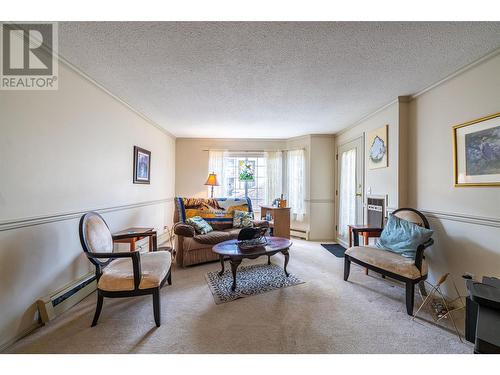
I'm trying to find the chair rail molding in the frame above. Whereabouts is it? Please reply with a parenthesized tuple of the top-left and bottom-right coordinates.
(305, 198, 335, 203)
(0, 198, 174, 232)
(418, 209, 500, 228)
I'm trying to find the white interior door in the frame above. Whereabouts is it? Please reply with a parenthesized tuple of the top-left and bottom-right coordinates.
(336, 137, 364, 245)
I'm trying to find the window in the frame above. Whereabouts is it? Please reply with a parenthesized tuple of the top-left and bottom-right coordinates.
(337, 148, 356, 240)
(207, 151, 285, 212)
(287, 149, 306, 221)
(222, 154, 268, 211)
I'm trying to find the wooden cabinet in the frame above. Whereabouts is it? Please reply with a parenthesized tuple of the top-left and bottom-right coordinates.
(260, 206, 291, 239)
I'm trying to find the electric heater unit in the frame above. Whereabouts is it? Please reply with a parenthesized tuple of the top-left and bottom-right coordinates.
(37, 273, 96, 324)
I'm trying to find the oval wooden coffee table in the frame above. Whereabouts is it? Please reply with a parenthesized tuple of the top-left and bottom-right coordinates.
(212, 237, 292, 291)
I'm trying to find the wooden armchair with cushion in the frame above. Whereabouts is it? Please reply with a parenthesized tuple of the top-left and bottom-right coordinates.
(343, 208, 434, 315)
(79, 212, 172, 327)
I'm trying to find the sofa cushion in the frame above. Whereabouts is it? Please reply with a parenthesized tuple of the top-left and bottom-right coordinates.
(345, 246, 427, 279)
(223, 227, 242, 238)
(174, 222, 196, 237)
(375, 214, 433, 259)
(183, 237, 212, 252)
(211, 222, 234, 231)
(233, 210, 254, 228)
(98, 251, 171, 291)
(186, 216, 213, 234)
(193, 230, 232, 245)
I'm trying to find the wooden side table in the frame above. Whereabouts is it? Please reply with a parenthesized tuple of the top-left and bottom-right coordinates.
(348, 224, 382, 275)
(112, 227, 158, 252)
(260, 206, 291, 239)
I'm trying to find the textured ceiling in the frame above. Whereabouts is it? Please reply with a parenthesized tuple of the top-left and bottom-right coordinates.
(59, 22, 500, 138)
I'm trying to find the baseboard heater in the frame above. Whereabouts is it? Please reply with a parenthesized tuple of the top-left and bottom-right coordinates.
(37, 272, 96, 324)
(290, 228, 309, 240)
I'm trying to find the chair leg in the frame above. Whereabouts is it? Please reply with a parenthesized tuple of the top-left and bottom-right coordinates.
(91, 292, 104, 327)
(344, 256, 351, 281)
(153, 288, 161, 327)
(418, 280, 427, 296)
(405, 282, 415, 316)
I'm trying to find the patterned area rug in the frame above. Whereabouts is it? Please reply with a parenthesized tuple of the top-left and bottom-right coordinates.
(205, 263, 305, 304)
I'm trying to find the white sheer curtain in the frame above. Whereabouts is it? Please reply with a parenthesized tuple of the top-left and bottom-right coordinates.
(287, 149, 305, 221)
(265, 151, 283, 205)
(338, 148, 356, 240)
(207, 150, 225, 197)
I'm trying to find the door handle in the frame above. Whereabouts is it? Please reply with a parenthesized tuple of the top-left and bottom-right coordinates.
(355, 193, 362, 197)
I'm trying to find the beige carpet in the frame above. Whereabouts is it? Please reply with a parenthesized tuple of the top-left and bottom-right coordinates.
(6, 239, 472, 354)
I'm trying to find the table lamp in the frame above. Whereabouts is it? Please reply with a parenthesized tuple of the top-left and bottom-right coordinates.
(204, 172, 219, 198)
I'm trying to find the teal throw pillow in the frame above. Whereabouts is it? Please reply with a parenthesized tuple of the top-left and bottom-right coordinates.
(375, 214, 433, 259)
(233, 210, 254, 228)
(186, 216, 213, 234)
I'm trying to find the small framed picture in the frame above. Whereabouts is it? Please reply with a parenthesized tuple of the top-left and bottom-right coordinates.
(367, 124, 388, 170)
(133, 146, 151, 184)
(453, 112, 500, 187)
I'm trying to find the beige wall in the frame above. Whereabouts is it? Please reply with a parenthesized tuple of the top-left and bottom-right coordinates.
(408, 53, 500, 217)
(334, 52, 500, 295)
(407, 52, 500, 295)
(0, 61, 176, 349)
(307, 135, 335, 240)
(335, 100, 403, 228)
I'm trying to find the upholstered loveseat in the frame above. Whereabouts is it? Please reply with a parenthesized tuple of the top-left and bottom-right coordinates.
(173, 197, 269, 267)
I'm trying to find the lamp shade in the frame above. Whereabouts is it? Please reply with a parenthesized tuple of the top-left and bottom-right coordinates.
(204, 173, 219, 186)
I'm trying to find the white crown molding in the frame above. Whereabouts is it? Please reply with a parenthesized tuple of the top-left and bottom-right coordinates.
(334, 99, 399, 137)
(177, 137, 287, 142)
(54, 53, 176, 140)
(8, 23, 175, 139)
(335, 47, 500, 137)
(310, 134, 335, 138)
(410, 47, 500, 99)
(0, 198, 174, 232)
(286, 134, 312, 142)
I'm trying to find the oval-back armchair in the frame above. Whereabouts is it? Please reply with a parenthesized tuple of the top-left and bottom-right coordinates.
(79, 212, 172, 327)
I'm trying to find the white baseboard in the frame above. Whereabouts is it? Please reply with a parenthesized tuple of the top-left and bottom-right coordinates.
(336, 238, 349, 248)
(290, 228, 309, 240)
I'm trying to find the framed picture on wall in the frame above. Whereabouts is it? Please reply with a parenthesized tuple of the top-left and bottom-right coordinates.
(453, 112, 500, 186)
(133, 146, 151, 184)
(367, 124, 388, 169)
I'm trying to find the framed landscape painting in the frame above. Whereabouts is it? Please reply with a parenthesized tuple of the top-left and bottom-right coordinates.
(133, 146, 151, 184)
(453, 112, 500, 186)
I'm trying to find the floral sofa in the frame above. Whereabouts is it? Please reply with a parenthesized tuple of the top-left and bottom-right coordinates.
(173, 197, 269, 267)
